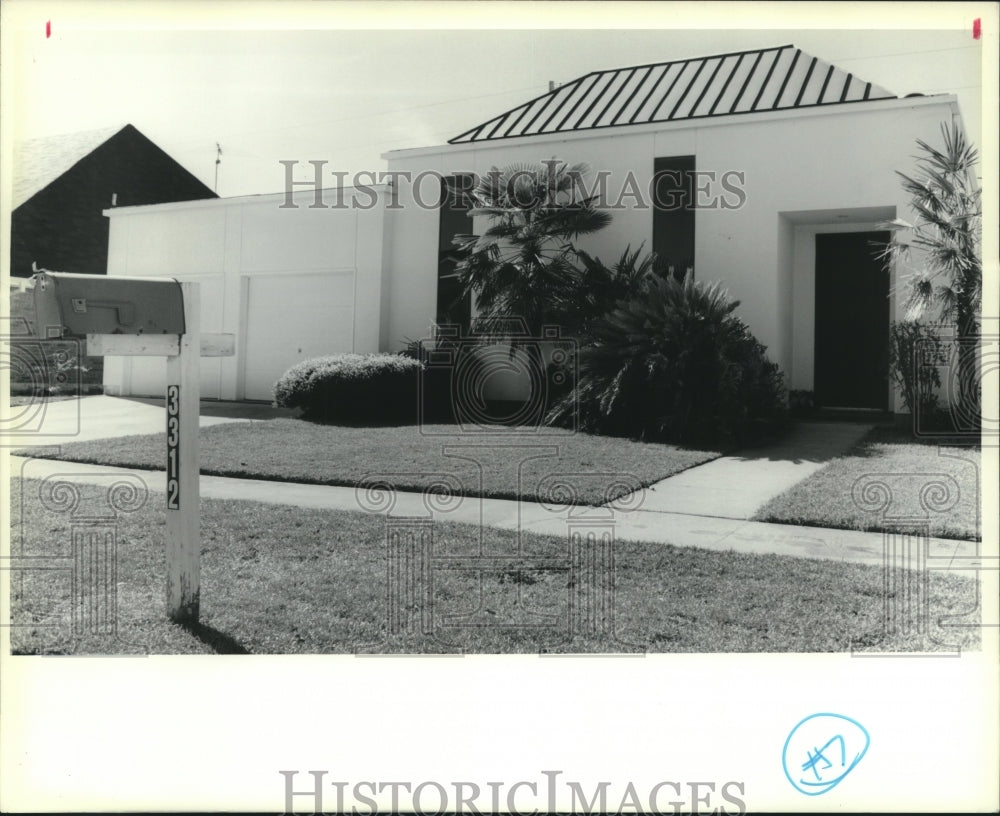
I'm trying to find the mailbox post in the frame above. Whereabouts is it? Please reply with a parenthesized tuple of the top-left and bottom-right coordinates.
(32, 271, 233, 624)
(164, 282, 201, 622)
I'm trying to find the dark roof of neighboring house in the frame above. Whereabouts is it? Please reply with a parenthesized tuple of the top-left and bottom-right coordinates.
(12, 125, 122, 208)
(449, 44, 897, 144)
(12, 124, 213, 208)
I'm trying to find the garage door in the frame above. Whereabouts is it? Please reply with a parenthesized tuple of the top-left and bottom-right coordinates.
(242, 271, 355, 401)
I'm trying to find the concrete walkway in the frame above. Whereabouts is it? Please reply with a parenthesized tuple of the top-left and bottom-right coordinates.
(9, 455, 983, 569)
(640, 422, 874, 519)
(6, 396, 982, 569)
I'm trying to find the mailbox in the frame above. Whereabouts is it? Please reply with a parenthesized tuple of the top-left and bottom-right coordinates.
(32, 271, 186, 339)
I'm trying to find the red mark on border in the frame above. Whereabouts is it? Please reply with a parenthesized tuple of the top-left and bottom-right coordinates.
(973, 18, 981, 39)
(46, 21, 51, 38)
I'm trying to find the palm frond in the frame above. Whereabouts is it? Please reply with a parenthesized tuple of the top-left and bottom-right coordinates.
(893, 121, 981, 332)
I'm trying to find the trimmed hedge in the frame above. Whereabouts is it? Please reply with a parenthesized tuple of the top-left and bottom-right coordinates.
(273, 353, 423, 424)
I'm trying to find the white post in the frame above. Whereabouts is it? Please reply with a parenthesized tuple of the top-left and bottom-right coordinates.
(164, 281, 201, 623)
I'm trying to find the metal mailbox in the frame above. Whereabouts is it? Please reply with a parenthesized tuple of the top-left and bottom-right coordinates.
(31, 271, 186, 339)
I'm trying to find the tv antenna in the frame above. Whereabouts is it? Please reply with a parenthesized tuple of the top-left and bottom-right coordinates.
(214, 143, 223, 192)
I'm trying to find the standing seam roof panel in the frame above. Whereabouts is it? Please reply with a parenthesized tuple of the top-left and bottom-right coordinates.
(775, 49, 807, 108)
(735, 49, 782, 113)
(673, 56, 722, 119)
(595, 68, 646, 127)
(546, 75, 602, 133)
(568, 72, 621, 130)
(725, 49, 766, 113)
(501, 95, 549, 138)
(795, 57, 825, 107)
(560, 72, 615, 131)
(651, 61, 700, 120)
(535, 79, 586, 133)
(668, 59, 710, 119)
(697, 54, 743, 117)
(607, 65, 656, 125)
(752, 47, 797, 111)
(580, 70, 634, 129)
(631, 63, 682, 122)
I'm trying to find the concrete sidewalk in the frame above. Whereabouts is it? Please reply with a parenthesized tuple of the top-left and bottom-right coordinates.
(9, 455, 983, 569)
(640, 421, 874, 519)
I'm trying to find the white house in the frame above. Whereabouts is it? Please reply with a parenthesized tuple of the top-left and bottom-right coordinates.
(103, 44, 968, 412)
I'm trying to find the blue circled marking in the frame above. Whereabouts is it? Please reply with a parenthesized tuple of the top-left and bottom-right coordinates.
(782, 713, 870, 796)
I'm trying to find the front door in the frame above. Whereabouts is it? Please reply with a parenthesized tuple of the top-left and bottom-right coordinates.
(814, 231, 890, 410)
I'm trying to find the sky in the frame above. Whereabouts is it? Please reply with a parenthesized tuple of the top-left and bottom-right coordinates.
(1, 2, 991, 198)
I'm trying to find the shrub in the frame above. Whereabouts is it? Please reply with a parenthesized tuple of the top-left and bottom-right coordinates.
(788, 390, 816, 418)
(547, 273, 786, 448)
(887, 320, 943, 417)
(401, 333, 569, 426)
(273, 353, 424, 424)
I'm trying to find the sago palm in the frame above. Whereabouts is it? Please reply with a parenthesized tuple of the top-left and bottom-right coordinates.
(548, 273, 759, 445)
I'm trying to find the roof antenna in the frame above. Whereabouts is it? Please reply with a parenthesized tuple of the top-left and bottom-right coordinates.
(214, 143, 223, 192)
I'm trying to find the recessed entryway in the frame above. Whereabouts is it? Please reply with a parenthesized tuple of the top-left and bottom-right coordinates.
(814, 231, 890, 410)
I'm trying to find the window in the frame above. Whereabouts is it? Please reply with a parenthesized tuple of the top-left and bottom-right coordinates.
(436, 174, 475, 329)
(652, 156, 696, 280)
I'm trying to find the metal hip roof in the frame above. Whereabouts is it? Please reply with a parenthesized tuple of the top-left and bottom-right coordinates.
(449, 45, 897, 144)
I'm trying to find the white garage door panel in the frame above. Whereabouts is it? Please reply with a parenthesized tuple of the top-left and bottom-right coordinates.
(243, 272, 355, 401)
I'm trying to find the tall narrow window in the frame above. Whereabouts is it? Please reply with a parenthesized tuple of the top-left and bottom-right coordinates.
(437, 174, 475, 329)
(652, 156, 696, 280)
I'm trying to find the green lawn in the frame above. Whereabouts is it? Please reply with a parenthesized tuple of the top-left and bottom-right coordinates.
(8, 478, 981, 655)
(17, 418, 720, 505)
(754, 426, 981, 540)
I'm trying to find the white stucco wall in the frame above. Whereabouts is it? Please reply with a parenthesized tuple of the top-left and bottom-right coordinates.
(103, 187, 386, 400)
(99, 93, 963, 412)
(382, 94, 962, 411)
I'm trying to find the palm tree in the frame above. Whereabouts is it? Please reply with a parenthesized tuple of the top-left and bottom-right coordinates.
(451, 159, 612, 341)
(882, 122, 982, 421)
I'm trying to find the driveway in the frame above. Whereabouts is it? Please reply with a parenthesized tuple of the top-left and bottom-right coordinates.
(1, 394, 272, 449)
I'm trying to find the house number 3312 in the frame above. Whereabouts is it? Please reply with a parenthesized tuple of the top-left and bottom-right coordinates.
(166, 384, 180, 510)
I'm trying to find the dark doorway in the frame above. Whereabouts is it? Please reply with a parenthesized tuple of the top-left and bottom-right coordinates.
(814, 231, 890, 410)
